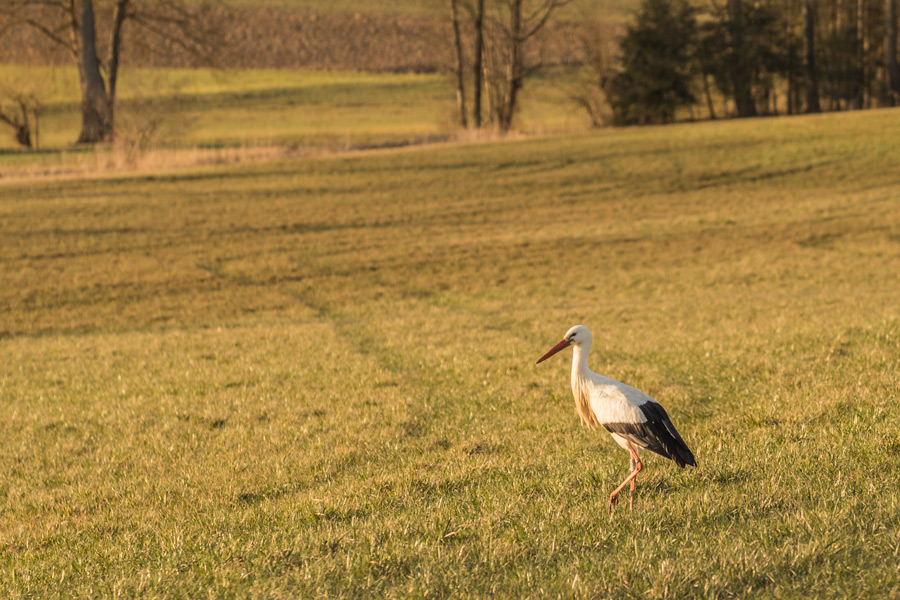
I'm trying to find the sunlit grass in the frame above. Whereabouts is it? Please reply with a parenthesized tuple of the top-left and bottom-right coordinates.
(2, 109, 900, 598)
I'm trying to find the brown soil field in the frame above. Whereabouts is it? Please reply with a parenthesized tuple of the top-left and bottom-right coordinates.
(1, 6, 608, 73)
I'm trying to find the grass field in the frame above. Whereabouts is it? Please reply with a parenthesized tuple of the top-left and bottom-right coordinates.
(0, 66, 458, 152)
(3, 108, 900, 598)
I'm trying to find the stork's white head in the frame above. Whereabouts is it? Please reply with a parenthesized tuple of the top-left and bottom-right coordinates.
(535, 325, 593, 364)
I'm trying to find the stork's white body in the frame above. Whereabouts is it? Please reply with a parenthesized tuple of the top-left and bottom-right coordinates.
(571, 342, 650, 432)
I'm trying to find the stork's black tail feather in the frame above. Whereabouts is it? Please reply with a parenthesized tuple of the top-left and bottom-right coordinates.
(642, 401, 696, 467)
(670, 439, 697, 468)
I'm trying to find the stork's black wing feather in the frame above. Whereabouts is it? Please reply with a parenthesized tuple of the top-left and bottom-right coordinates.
(602, 401, 697, 468)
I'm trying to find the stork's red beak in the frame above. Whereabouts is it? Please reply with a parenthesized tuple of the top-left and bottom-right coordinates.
(536, 338, 571, 364)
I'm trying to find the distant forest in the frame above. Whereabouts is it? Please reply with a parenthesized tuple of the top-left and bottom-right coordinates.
(444, 0, 900, 129)
(595, 0, 900, 125)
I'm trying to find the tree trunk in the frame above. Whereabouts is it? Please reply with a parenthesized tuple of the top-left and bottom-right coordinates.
(76, 0, 112, 143)
(856, 0, 865, 109)
(786, 5, 795, 115)
(805, 0, 822, 112)
(483, 37, 495, 127)
(450, 0, 468, 128)
(887, 0, 900, 104)
(15, 123, 31, 147)
(729, 0, 757, 117)
(702, 73, 717, 119)
(108, 0, 129, 136)
(472, 0, 484, 128)
(788, 47, 796, 114)
(499, 0, 522, 131)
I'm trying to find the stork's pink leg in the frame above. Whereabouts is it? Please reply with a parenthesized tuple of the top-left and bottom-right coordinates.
(609, 447, 642, 515)
(629, 457, 638, 509)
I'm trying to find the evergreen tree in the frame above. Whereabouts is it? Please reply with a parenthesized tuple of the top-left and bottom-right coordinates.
(604, 0, 698, 125)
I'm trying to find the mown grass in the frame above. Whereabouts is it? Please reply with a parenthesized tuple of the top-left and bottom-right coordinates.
(2, 109, 900, 598)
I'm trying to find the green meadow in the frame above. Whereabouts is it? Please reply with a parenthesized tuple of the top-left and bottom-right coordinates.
(2, 108, 900, 598)
(0, 65, 586, 158)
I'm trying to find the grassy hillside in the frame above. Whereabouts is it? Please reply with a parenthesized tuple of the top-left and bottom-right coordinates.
(2, 109, 900, 598)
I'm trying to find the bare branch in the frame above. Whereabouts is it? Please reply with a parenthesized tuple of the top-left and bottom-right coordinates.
(0, 108, 16, 128)
(521, 0, 567, 41)
(127, 10, 219, 66)
(19, 15, 77, 57)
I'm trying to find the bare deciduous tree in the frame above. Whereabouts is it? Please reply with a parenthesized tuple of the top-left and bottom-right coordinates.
(804, 0, 822, 112)
(450, 0, 468, 127)
(0, 91, 42, 147)
(445, 0, 564, 132)
(0, 0, 229, 144)
(887, 0, 900, 103)
(472, 0, 485, 128)
(567, 25, 613, 127)
(486, 0, 567, 131)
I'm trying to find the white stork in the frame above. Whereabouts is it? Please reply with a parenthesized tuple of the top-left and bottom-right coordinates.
(536, 325, 696, 513)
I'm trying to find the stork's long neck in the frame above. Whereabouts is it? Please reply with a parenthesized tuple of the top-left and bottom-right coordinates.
(570, 342, 599, 428)
(571, 342, 591, 384)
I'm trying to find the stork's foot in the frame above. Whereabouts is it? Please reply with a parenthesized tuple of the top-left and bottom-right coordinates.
(608, 492, 619, 515)
(607, 488, 633, 515)
(608, 459, 642, 516)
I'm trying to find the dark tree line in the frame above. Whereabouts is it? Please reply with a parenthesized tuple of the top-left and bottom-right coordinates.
(601, 0, 900, 125)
